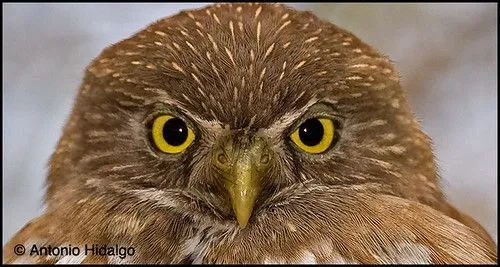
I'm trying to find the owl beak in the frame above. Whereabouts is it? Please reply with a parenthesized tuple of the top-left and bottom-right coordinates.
(227, 159, 261, 228)
(215, 138, 271, 229)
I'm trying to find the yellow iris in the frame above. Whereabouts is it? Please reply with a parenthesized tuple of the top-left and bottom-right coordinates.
(290, 118, 335, 154)
(152, 115, 195, 154)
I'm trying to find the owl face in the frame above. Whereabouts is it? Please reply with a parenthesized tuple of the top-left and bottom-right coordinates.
(47, 3, 441, 229)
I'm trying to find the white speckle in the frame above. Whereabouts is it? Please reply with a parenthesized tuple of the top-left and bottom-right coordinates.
(212, 13, 221, 24)
(225, 47, 236, 67)
(108, 254, 134, 264)
(197, 86, 207, 97)
(124, 52, 140, 56)
(191, 73, 205, 88)
(388, 145, 406, 154)
(373, 83, 387, 90)
(279, 72, 285, 81)
(210, 62, 222, 82)
(371, 119, 387, 126)
(382, 68, 393, 74)
(185, 41, 199, 55)
(259, 67, 267, 82)
(194, 29, 203, 37)
(56, 254, 87, 264)
(264, 43, 275, 59)
(375, 242, 431, 264)
(131, 188, 178, 208)
(305, 36, 318, 43)
(298, 251, 317, 264)
(381, 133, 396, 141)
(349, 63, 369, 69)
(391, 99, 400, 108)
(276, 20, 291, 34)
(171, 62, 185, 75)
(255, 6, 262, 18)
(287, 223, 297, 232)
(229, 21, 235, 43)
(293, 60, 306, 70)
(346, 76, 363, 81)
(12, 255, 38, 264)
(85, 178, 99, 186)
(172, 42, 181, 50)
(184, 234, 202, 256)
(207, 33, 219, 52)
(154, 30, 167, 36)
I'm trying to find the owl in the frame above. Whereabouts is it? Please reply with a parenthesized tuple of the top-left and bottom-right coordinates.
(3, 3, 497, 264)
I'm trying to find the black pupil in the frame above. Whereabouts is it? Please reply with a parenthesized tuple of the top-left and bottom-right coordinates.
(299, 118, 324, 146)
(162, 118, 188, 146)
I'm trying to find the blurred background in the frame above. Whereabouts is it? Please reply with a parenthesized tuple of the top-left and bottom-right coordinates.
(3, 3, 497, 245)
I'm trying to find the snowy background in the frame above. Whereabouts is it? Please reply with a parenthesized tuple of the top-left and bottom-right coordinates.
(3, 3, 497, 245)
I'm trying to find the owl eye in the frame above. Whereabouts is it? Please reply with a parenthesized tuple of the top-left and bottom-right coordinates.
(290, 118, 335, 154)
(151, 115, 195, 154)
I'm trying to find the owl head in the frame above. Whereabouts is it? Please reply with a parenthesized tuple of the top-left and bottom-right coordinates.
(46, 3, 441, 230)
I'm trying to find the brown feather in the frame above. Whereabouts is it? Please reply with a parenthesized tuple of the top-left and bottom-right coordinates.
(4, 3, 496, 264)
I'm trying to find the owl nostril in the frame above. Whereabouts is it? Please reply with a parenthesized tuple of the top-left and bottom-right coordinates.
(260, 153, 270, 165)
(216, 152, 229, 167)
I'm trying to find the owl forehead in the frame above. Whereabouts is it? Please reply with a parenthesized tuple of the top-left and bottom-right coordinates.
(88, 3, 398, 130)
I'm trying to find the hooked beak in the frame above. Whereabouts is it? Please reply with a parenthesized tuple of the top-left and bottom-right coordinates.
(214, 138, 271, 228)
